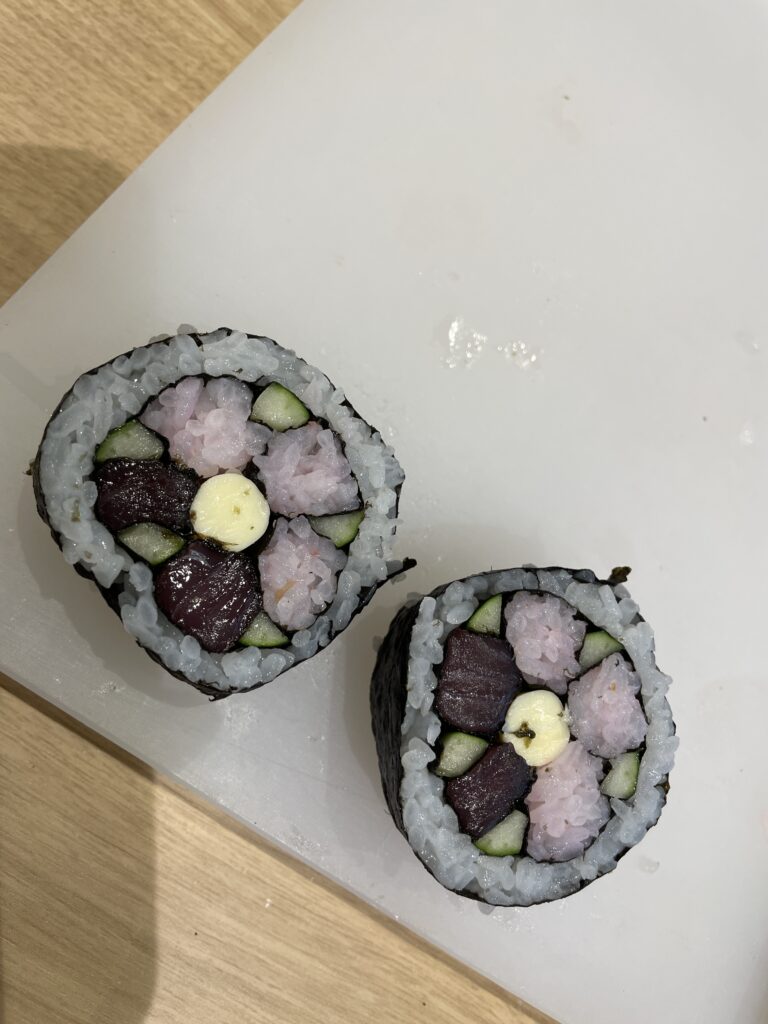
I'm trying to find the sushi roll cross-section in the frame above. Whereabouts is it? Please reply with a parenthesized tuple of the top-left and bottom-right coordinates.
(370, 567, 677, 906)
(33, 328, 412, 696)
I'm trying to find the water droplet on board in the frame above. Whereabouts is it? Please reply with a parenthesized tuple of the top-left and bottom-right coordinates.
(444, 317, 487, 369)
(637, 855, 660, 874)
(735, 329, 761, 354)
(440, 316, 542, 372)
(499, 340, 540, 369)
(97, 679, 122, 695)
(264, 898, 273, 909)
(739, 424, 756, 446)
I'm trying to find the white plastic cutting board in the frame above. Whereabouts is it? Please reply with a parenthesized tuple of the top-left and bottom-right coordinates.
(2, 3, 767, 1022)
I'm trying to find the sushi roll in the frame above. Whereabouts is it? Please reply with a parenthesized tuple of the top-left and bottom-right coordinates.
(370, 566, 677, 905)
(33, 326, 412, 697)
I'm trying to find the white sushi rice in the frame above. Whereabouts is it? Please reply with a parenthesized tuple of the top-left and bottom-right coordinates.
(37, 328, 405, 692)
(399, 568, 677, 906)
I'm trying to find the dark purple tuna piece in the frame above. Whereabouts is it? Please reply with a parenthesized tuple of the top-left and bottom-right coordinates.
(435, 628, 524, 737)
(444, 744, 532, 838)
(95, 459, 198, 533)
(154, 541, 262, 653)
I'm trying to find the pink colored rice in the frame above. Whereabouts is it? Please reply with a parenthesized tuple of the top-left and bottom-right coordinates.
(568, 653, 647, 757)
(525, 741, 609, 862)
(258, 516, 346, 631)
(253, 421, 359, 517)
(505, 591, 586, 694)
(141, 377, 269, 477)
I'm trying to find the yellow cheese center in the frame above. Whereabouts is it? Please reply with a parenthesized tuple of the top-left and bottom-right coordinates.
(190, 473, 270, 552)
(502, 690, 570, 767)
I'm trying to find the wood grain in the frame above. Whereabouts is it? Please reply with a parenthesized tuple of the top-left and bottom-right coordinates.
(0, 679, 552, 1024)
(0, 0, 295, 304)
(0, 4, 551, 1022)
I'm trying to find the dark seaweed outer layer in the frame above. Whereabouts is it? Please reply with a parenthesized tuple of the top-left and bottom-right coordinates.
(370, 601, 424, 833)
(369, 567, 675, 906)
(32, 329, 414, 699)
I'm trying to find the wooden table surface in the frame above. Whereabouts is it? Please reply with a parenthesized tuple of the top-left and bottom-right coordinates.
(0, 4, 552, 1022)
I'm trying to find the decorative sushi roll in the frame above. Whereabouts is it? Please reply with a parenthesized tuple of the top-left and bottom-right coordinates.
(370, 567, 677, 906)
(33, 327, 411, 697)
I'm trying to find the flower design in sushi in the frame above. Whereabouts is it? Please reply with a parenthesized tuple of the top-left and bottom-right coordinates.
(370, 567, 677, 906)
(33, 328, 411, 696)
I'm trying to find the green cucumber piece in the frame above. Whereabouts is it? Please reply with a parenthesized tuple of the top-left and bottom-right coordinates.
(579, 629, 624, 671)
(240, 611, 289, 648)
(95, 419, 164, 462)
(434, 732, 489, 779)
(250, 382, 310, 431)
(117, 523, 184, 565)
(307, 509, 365, 548)
(466, 594, 502, 636)
(474, 810, 528, 856)
(601, 751, 640, 799)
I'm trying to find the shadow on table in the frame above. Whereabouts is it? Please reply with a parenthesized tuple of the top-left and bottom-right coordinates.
(0, 144, 124, 305)
(0, 142, 158, 1021)
(0, 677, 157, 1024)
